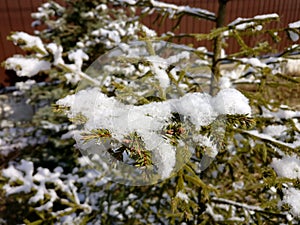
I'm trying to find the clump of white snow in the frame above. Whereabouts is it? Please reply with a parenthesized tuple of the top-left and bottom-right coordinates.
(239, 58, 268, 68)
(11, 32, 47, 54)
(176, 191, 189, 203)
(281, 187, 300, 218)
(288, 20, 300, 42)
(5, 56, 51, 77)
(16, 80, 36, 91)
(47, 43, 64, 65)
(212, 88, 251, 115)
(68, 49, 89, 71)
(271, 156, 300, 179)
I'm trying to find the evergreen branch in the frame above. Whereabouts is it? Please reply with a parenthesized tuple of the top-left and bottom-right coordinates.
(241, 130, 299, 152)
(116, 0, 216, 21)
(81, 129, 111, 142)
(211, 197, 287, 218)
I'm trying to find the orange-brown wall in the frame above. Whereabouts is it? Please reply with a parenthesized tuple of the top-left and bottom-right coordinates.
(1, 0, 300, 86)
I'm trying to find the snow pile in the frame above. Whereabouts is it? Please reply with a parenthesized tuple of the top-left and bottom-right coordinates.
(271, 156, 300, 218)
(271, 156, 300, 179)
(11, 32, 47, 54)
(5, 57, 51, 77)
(212, 88, 251, 115)
(57, 87, 251, 179)
(281, 187, 300, 218)
(263, 125, 287, 138)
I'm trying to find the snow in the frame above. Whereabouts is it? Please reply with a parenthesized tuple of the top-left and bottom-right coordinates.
(271, 156, 300, 179)
(239, 58, 268, 68)
(281, 187, 300, 217)
(174, 92, 216, 129)
(5, 56, 51, 77)
(147, 56, 170, 89)
(229, 13, 279, 27)
(288, 31, 299, 42)
(285, 59, 300, 75)
(96, 4, 108, 11)
(148, 0, 215, 19)
(262, 107, 300, 119)
(92, 28, 121, 43)
(165, 51, 190, 64)
(68, 49, 89, 71)
(141, 25, 157, 37)
(253, 13, 279, 20)
(57, 87, 251, 180)
(15, 80, 36, 91)
(246, 130, 299, 149)
(289, 20, 300, 29)
(176, 191, 189, 203)
(2, 159, 95, 216)
(47, 43, 64, 65)
(219, 77, 232, 89)
(119, 0, 138, 5)
(11, 32, 47, 54)
(2, 160, 34, 195)
(212, 88, 252, 115)
(235, 22, 255, 30)
(263, 125, 287, 138)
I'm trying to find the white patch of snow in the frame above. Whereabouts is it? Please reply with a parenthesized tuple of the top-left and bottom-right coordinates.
(263, 125, 287, 138)
(11, 32, 47, 54)
(246, 130, 299, 149)
(262, 107, 300, 119)
(176, 191, 189, 203)
(141, 25, 157, 37)
(239, 58, 267, 68)
(68, 49, 89, 71)
(147, 56, 170, 89)
(212, 88, 251, 115)
(281, 187, 300, 217)
(15, 80, 36, 91)
(285, 59, 300, 75)
(47, 43, 64, 65)
(271, 156, 300, 179)
(5, 56, 51, 77)
(289, 20, 300, 29)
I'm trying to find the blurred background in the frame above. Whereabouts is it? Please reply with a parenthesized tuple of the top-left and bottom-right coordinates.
(1, 0, 299, 87)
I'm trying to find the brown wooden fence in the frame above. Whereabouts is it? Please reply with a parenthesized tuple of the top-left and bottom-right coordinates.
(1, 0, 300, 86)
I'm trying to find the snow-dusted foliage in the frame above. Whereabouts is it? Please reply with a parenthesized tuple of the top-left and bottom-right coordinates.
(57, 86, 250, 183)
(1, 0, 300, 224)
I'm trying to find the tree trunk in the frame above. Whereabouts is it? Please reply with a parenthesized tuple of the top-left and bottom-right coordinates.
(211, 0, 228, 95)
